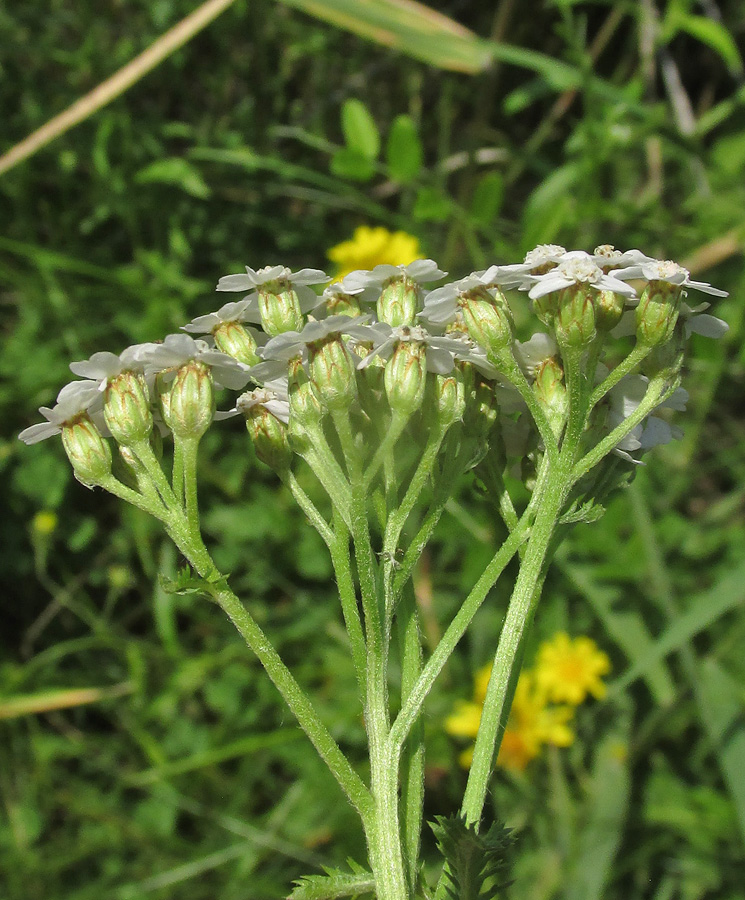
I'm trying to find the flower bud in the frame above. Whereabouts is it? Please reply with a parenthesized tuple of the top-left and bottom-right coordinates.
(459, 288, 513, 356)
(464, 376, 498, 437)
(288, 358, 324, 432)
(309, 336, 357, 411)
(104, 371, 153, 446)
(326, 291, 362, 317)
(238, 393, 292, 471)
(462, 376, 500, 468)
(61, 415, 112, 485)
(377, 277, 420, 327)
(594, 289, 625, 333)
(533, 356, 567, 439)
(533, 291, 560, 327)
(167, 361, 214, 439)
(555, 285, 596, 348)
(212, 321, 260, 366)
(430, 369, 467, 430)
(636, 281, 682, 347)
(384, 340, 427, 416)
(258, 280, 304, 336)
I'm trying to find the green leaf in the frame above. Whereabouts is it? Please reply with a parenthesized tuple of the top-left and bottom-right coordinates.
(521, 163, 579, 249)
(610, 559, 745, 693)
(564, 726, 631, 900)
(413, 186, 453, 222)
(341, 98, 380, 160)
(135, 157, 212, 199)
(385, 114, 423, 182)
(275, 0, 582, 82)
(330, 147, 376, 182)
(667, 14, 743, 73)
(696, 659, 745, 844)
(431, 815, 514, 899)
(289, 861, 374, 899)
(469, 172, 504, 227)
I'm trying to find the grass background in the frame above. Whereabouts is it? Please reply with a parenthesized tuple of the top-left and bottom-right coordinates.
(1, 0, 744, 897)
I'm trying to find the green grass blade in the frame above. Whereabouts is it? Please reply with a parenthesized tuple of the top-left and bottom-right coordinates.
(696, 658, 745, 845)
(564, 724, 632, 900)
(556, 554, 676, 706)
(610, 560, 745, 694)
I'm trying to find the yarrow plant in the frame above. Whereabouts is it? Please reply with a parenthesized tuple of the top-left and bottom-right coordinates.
(20, 244, 728, 899)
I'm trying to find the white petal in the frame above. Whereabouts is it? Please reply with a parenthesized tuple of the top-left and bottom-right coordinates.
(685, 313, 729, 339)
(216, 274, 256, 292)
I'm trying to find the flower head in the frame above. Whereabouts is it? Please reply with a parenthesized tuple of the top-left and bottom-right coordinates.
(182, 298, 265, 333)
(343, 259, 446, 294)
(19, 381, 105, 445)
(612, 259, 728, 297)
(140, 334, 251, 390)
(327, 226, 422, 281)
(528, 254, 637, 301)
(69, 344, 159, 388)
(216, 264, 329, 295)
(534, 632, 611, 705)
(445, 665, 574, 773)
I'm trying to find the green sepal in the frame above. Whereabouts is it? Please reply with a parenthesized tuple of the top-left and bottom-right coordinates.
(289, 859, 374, 899)
(430, 815, 515, 900)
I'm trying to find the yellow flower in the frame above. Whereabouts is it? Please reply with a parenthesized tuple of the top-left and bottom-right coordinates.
(445, 665, 575, 774)
(327, 226, 421, 281)
(497, 671, 574, 772)
(534, 632, 611, 705)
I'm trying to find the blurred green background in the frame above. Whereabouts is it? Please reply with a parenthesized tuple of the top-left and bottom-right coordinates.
(1, 0, 744, 897)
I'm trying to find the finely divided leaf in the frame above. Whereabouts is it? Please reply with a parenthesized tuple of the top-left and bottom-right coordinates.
(431, 815, 514, 899)
(289, 861, 375, 900)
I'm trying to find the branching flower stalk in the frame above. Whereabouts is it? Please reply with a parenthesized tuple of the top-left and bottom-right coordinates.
(21, 250, 727, 899)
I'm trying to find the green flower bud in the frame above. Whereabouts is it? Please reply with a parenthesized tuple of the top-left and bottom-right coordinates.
(594, 289, 625, 333)
(377, 277, 420, 327)
(430, 368, 467, 430)
(212, 321, 260, 366)
(104, 371, 153, 446)
(309, 336, 357, 411)
(636, 281, 682, 347)
(61, 415, 112, 485)
(533, 356, 567, 439)
(167, 361, 215, 439)
(326, 290, 362, 317)
(288, 358, 324, 433)
(239, 393, 292, 471)
(258, 280, 304, 336)
(533, 291, 560, 327)
(385, 341, 427, 416)
(465, 376, 499, 439)
(555, 284, 596, 348)
(462, 376, 500, 469)
(459, 288, 513, 356)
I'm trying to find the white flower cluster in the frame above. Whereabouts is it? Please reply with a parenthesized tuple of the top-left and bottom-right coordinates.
(20, 248, 728, 474)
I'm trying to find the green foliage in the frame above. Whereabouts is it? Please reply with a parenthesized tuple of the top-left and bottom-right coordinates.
(430, 815, 515, 899)
(289, 859, 374, 899)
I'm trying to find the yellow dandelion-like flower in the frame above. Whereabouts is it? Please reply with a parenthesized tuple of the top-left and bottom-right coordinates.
(534, 632, 611, 706)
(446, 665, 575, 774)
(327, 226, 421, 281)
(497, 672, 574, 772)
